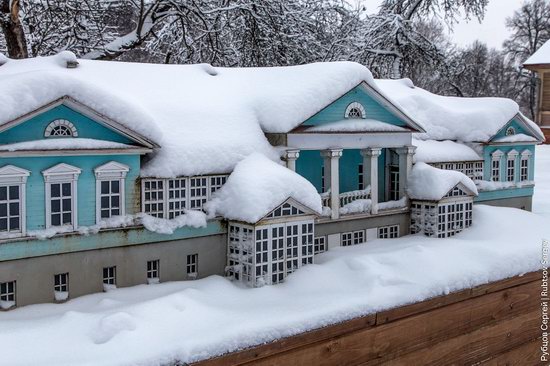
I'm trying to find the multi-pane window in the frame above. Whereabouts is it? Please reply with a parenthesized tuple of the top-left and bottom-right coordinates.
(358, 164, 364, 190)
(254, 227, 269, 282)
(168, 178, 186, 219)
(147, 260, 160, 280)
(314, 236, 327, 254)
(436, 201, 473, 238)
(189, 177, 208, 209)
(49, 182, 73, 226)
(286, 224, 300, 274)
(103, 266, 116, 285)
(271, 225, 285, 284)
(353, 230, 365, 245)
(266, 202, 304, 218)
(378, 225, 399, 239)
(0, 185, 21, 233)
(54, 273, 69, 300)
(432, 161, 483, 181)
(491, 159, 500, 182)
(341, 232, 353, 246)
(520, 156, 529, 181)
(389, 165, 400, 201)
(210, 176, 227, 195)
(507, 156, 516, 182)
(0, 281, 15, 308)
(301, 222, 314, 265)
(99, 180, 122, 219)
(143, 180, 164, 218)
(186, 254, 198, 277)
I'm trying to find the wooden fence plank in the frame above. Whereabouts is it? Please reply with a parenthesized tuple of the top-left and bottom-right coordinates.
(383, 310, 540, 366)
(480, 338, 544, 366)
(191, 272, 541, 366)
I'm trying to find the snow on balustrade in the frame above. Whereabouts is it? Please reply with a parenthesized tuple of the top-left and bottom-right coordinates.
(339, 187, 371, 207)
(321, 187, 371, 215)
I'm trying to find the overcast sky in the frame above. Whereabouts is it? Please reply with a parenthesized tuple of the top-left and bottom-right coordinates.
(360, 0, 524, 49)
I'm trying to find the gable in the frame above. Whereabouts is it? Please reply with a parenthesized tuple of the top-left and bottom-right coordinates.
(0, 99, 155, 148)
(261, 198, 317, 222)
(299, 83, 422, 132)
(444, 184, 472, 199)
(490, 117, 541, 143)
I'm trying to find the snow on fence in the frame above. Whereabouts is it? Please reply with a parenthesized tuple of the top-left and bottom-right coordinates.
(320, 188, 371, 210)
(191, 270, 542, 366)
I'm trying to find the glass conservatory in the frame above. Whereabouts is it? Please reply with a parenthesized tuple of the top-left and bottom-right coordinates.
(227, 199, 316, 287)
(410, 184, 475, 238)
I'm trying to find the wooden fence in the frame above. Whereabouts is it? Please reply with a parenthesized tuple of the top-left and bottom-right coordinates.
(192, 271, 544, 366)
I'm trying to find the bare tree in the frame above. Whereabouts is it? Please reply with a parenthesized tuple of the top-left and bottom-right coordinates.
(1, 0, 28, 58)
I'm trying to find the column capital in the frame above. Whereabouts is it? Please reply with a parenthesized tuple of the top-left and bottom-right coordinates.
(284, 149, 300, 161)
(320, 148, 343, 159)
(396, 145, 416, 156)
(360, 147, 382, 157)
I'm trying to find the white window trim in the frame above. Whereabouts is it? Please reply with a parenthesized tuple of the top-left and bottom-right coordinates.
(506, 150, 518, 182)
(94, 162, 129, 224)
(344, 102, 366, 119)
(520, 150, 532, 182)
(43, 163, 81, 231)
(44, 119, 78, 137)
(491, 150, 503, 182)
(0, 165, 30, 237)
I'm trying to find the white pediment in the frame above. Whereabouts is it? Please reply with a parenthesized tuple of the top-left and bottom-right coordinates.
(42, 163, 81, 181)
(0, 165, 31, 184)
(94, 161, 130, 179)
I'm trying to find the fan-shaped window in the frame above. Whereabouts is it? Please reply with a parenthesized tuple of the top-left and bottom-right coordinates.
(44, 120, 78, 138)
(505, 127, 516, 136)
(344, 102, 366, 119)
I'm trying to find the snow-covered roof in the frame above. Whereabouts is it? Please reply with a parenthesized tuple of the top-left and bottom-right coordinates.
(412, 139, 481, 163)
(204, 153, 322, 224)
(492, 133, 538, 144)
(0, 138, 139, 152)
(524, 40, 550, 66)
(375, 78, 543, 142)
(0, 53, 388, 177)
(306, 119, 408, 133)
(407, 162, 478, 201)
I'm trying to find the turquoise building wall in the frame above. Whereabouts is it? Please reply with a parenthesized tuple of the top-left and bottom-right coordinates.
(0, 154, 141, 230)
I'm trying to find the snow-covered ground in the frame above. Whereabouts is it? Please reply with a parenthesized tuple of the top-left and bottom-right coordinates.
(0, 147, 549, 366)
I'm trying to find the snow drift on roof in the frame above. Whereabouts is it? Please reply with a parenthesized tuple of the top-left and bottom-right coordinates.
(524, 40, 550, 66)
(412, 139, 481, 163)
(407, 162, 478, 201)
(492, 133, 538, 143)
(205, 153, 322, 223)
(376, 78, 520, 142)
(0, 53, 380, 177)
(0, 138, 137, 152)
(306, 119, 408, 133)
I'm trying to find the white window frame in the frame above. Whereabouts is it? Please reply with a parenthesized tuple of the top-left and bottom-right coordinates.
(520, 150, 532, 182)
(103, 266, 116, 286)
(314, 236, 327, 254)
(344, 102, 366, 119)
(506, 150, 518, 182)
(43, 163, 81, 231)
(491, 151, 503, 182)
(0, 165, 30, 237)
(44, 119, 78, 137)
(142, 175, 229, 217)
(142, 179, 165, 218)
(94, 162, 129, 224)
(147, 259, 160, 283)
(186, 253, 198, 278)
(378, 225, 399, 239)
(189, 177, 208, 210)
(341, 232, 353, 246)
(0, 280, 16, 309)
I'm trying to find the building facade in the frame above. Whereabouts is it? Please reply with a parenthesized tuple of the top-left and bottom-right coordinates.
(0, 54, 544, 309)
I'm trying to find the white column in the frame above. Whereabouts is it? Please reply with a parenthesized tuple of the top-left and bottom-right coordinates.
(284, 149, 300, 171)
(396, 146, 416, 199)
(321, 149, 343, 220)
(361, 148, 381, 215)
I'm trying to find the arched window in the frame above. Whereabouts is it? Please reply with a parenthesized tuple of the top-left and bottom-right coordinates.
(44, 119, 78, 138)
(344, 102, 366, 119)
